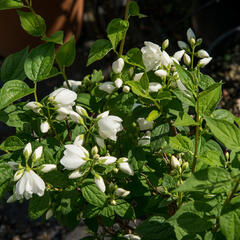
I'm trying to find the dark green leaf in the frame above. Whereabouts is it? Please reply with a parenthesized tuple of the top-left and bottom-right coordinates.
(1, 46, 28, 82)
(0, 0, 23, 10)
(24, 43, 55, 81)
(107, 18, 129, 49)
(114, 199, 135, 219)
(56, 35, 76, 67)
(0, 136, 24, 151)
(173, 112, 196, 127)
(42, 30, 64, 44)
(17, 10, 46, 36)
(87, 39, 112, 66)
(169, 135, 193, 153)
(212, 109, 235, 124)
(126, 48, 145, 68)
(0, 80, 34, 110)
(199, 74, 215, 90)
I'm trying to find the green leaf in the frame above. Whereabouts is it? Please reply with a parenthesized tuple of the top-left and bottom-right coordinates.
(42, 30, 64, 44)
(174, 63, 194, 91)
(0, 80, 34, 110)
(56, 35, 76, 67)
(199, 83, 222, 116)
(129, 1, 146, 18)
(199, 74, 215, 90)
(205, 116, 240, 151)
(156, 90, 172, 101)
(140, 72, 149, 90)
(146, 110, 159, 122)
(136, 216, 175, 240)
(87, 39, 112, 66)
(151, 122, 170, 151)
(24, 42, 55, 82)
(114, 199, 135, 219)
(28, 192, 50, 220)
(125, 48, 145, 68)
(219, 196, 240, 240)
(126, 81, 152, 100)
(82, 179, 106, 207)
(198, 150, 222, 167)
(173, 88, 195, 107)
(1, 46, 28, 82)
(0, 161, 13, 198)
(173, 112, 196, 127)
(0, 0, 23, 10)
(212, 109, 235, 124)
(175, 167, 232, 193)
(107, 18, 129, 49)
(0, 136, 24, 151)
(169, 135, 193, 153)
(17, 10, 46, 37)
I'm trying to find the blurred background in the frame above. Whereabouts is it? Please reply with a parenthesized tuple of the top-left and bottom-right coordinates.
(0, 0, 240, 239)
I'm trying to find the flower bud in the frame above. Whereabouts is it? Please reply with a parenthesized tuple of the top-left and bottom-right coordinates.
(190, 38, 195, 46)
(111, 199, 117, 205)
(154, 69, 167, 78)
(25, 101, 42, 114)
(118, 158, 134, 176)
(95, 136, 105, 149)
(182, 162, 189, 171)
(76, 106, 88, 117)
(116, 188, 130, 197)
(32, 146, 43, 161)
(196, 49, 210, 58)
(183, 53, 191, 66)
(40, 121, 50, 133)
(99, 82, 116, 94)
(187, 28, 196, 43)
(69, 111, 82, 124)
(198, 57, 212, 67)
(123, 85, 130, 93)
(149, 82, 162, 92)
(162, 39, 169, 50)
(69, 169, 84, 179)
(137, 118, 153, 131)
(114, 78, 123, 88)
(14, 169, 24, 181)
(173, 50, 185, 61)
(112, 58, 124, 74)
(100, 156, 117, 165)
(177, 41, 188, 50)
(133, 72, 144, 82)
(129, 67, 134, 77)
(74, 134, 84, 147)
(91, 146, 98, 156)
(40, 164, 56, 173)
(23, 143, 32, 160)
(171, 156, 181, 169)
(94, 174, 106, 193)
(225, 152, 230, 161)
(113, 168, 119, 173)
(46, 209, 53, 220)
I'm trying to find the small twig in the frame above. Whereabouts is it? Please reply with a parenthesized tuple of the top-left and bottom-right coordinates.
(141, 173, 160, 194)
(162, 152, 170, 165)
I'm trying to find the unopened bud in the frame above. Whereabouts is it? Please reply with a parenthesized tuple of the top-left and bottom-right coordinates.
(187, 28, 196, 43)
(76, 106, 88, 117)
(111, 199, 117, 205)
(116, 188, 130, 197)
(190, 37, 195, 46)
(32, 146, 43, 161)
(183, 53, 191, 66)
(196, 49, 210, 58)
(23, 143, 32, 161)
(198, 57, 212, 67)
(112, 58, 124, 74)
(14, 169, 24, 181)
(182, 162, 189, 171)
(113, 168, 119, 173)
(162, 39, 169, 50)
(91, 146, 98, 156)
(154, 69, 167, 78)
(46, 209, 53, 220)
(114, 78, 123, 88)
(40, 164, 56, 173)
(171, 156, 181, 169)
(177, 41, 188, 50)
(225, 152, 230, 161)
(123, 85, 130, 93)
(40, 121, 50, 133)
(173, 50, 185, 61)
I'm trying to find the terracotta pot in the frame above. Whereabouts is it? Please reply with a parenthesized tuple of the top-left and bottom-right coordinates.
(0, 0, 84, 57)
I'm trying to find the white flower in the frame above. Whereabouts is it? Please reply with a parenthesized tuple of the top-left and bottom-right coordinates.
(187, 28, 196, 42)
(137, 118, 154, 131)
(95, 136, 105, 149)
(138, 135, 151, 146)
(60, 144, 89, 170)
(116, 188, 130, 197)
(49, 88, 77, 106)
(16, 170, 45, 200)
(94, 175, 106, 193)
(119, 158, 134, 176)
(99, 81, 116, 94)
(161, 50, 173, 67)
(74, 134, 84, 147)
(63, 80, 82, 91)
(149, 82, 162, 92)
(123, 85, 130, 93)
(154, 69, 167, 78)
(133, 72, 144, 82)
(23, 143, 32, 160)
(141, 41, 162, 71)
(68, 169, 84, 179)
(69, 111, 82, 123)
(7, 195, 16, 203)
(114, 78, 123, 88)
(32, 146, 43, 161)
(91, 146, 98, 155)
(173, 50, 185, 61)
(112, 58, 125, 74)
(40, 164, 56, 173)
(171, 156, 181, 169)
(76, 106, 88, 117)
(183, 53, 191, 66)
(198, 57, 212, 67)
(25, 101, 42, 113)
(14, 170, 24, 181)
(196, 49, 210, 58)
(124, 234, 141, 240)
(97, 111, 123, 141)
(40, 121, 50, 133)
(162, 39, 169, 50)
(177, 41, 188, 50)
(99, 156, 117, 165)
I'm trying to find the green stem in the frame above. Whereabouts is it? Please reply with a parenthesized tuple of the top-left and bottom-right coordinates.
(57, 62, 71, 89)
(225, 177, 240, 205)
(34, 82, 38, 102)
(192, 93, 199, 173)
(191, 46, 195, 70)
(119, 0, 131, 56)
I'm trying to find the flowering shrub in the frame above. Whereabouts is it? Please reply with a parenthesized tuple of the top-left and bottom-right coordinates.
(0, 1, 240, 240)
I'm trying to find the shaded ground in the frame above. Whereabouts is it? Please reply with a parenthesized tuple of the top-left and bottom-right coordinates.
(1, 0, 240, 239)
